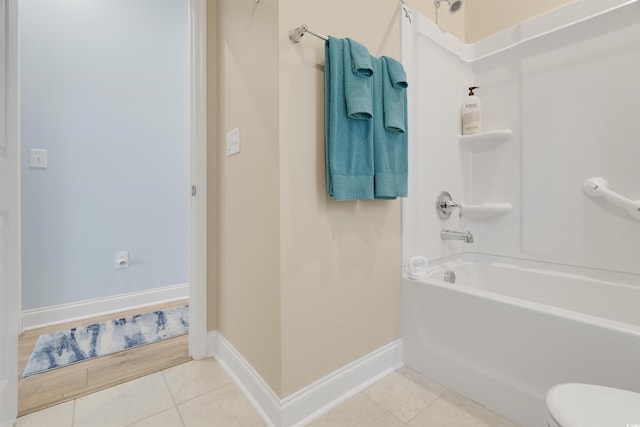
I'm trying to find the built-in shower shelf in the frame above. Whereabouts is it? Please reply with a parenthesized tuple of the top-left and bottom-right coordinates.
(459, 129, 512, 150)
(461, 202, 513, 219)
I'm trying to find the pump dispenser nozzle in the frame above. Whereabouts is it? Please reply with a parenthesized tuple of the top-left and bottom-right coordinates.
(468, 86, 479, 96)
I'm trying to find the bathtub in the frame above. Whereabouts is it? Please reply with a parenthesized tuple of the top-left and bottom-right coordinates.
(401, 253, 640, 427)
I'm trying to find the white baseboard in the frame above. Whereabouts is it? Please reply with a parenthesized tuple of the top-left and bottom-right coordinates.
(208, 331, 403, 427)
(209, 332, 281, 427)
(21, 283, 190, 331)
(282, 339, 404, 427)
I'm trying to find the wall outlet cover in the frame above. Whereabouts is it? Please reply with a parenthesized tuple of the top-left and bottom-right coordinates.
(115, 251, 129, 269)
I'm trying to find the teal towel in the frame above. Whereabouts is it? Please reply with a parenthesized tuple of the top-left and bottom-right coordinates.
(384, 56, 408, 89)
(344, 39, 373, 120)
(325, 36, 374, 201)
(349, 39, 373, 77)
(373, 57, 408, 199)
(381, 56, 408, 134)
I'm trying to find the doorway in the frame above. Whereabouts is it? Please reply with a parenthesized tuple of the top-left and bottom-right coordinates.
(20, 0, 191, 322)
(13, 0, 207, 417)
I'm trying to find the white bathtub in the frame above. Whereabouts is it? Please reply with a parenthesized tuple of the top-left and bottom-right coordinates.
(402, 253, 640, 427)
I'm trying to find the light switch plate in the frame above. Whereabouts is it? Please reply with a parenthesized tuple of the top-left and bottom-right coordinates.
(226, 127, 240, 157)
(30, 148, 48, 169)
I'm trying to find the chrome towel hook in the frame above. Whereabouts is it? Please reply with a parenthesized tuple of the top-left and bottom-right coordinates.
(399, 0, 412, 24)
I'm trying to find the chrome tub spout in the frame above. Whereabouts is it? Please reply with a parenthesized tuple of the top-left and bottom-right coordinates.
(441, 229, 474, 243)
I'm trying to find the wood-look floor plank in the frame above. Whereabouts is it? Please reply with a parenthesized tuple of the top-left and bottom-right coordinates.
(19, 368, 88, 414)
(18, 300, 191, 416)
(87, 335, 190, 388)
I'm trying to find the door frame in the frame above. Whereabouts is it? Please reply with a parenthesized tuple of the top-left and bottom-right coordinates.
(4, 2, 208, 423)
(188, 0, 208, 360)
(1, 1, 20, 426)
(12, 0, 210, 359)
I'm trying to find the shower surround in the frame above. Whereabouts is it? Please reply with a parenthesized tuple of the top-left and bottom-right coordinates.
(400, 1, 640, 426)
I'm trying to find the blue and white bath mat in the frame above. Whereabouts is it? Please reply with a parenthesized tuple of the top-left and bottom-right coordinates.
(22, 304, 189, 378)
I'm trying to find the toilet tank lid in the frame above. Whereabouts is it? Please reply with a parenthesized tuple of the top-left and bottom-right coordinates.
(546, 383, 640, 427)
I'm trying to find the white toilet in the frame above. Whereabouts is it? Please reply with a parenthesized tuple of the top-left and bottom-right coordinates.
(545, 383, 640, 427)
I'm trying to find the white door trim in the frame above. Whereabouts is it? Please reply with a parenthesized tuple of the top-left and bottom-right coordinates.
(188, 0, 208, 360)
(1, 1, 20, 426)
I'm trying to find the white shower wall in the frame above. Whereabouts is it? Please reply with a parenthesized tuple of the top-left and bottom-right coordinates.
(403, 0, 640, 275)
(401, 12, 471, 264)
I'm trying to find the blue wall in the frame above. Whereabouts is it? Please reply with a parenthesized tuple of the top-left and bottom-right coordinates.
(20, 0, 189, 310)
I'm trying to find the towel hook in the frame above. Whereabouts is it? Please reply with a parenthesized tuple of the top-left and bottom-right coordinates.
(403, 6, 412, 23)
(399, 1, 412, 23)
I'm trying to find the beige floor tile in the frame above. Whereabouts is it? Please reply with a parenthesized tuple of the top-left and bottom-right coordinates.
(178, 382, 265, 427)
(308, 393, 406, 427)
(74, 372, 174, 427)
(16, 400, 74, 427)
(163, 358, 232, 404)
(363, 367, 444, 422)
(127, 407, 185, 427)
(409, 390, 521, 427)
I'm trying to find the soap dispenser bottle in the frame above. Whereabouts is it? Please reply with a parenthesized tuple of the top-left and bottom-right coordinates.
(462, 86, 482, 135)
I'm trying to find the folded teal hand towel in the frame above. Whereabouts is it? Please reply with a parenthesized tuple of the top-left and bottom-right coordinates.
(349, 39, 373, 77)
(381, 56, 408, 134)
(384, 56, 408, 89)
(373, 57, 408, 199)
(344, 38, 373, 120)
(325, 36, 374, 201)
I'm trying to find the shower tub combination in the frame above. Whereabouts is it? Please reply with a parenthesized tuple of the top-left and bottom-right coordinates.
(402, 253, 640, 427)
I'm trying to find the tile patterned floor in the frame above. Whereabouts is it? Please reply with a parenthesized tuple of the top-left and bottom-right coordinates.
(17, 358, 520, 427)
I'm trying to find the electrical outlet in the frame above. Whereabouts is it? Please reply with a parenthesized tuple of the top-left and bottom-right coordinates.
(115, 251, 129, 269)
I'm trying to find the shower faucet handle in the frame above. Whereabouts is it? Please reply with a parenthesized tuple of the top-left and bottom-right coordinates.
(443, 200, 463, 218)
(436, 191, 463, 219)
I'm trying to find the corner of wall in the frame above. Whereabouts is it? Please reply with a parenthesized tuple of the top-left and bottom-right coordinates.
(207, 0, 219, 333)
(216, 0, 282, 397)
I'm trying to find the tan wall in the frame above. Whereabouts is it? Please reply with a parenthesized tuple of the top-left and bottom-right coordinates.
(466, 0, 575, 43)
(208, 0, 575, 399)
(207, 0, 218, 332)
(216, 0, 282, 393)
(278, 0, 412, 398)
(213, 0, 420, 398)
